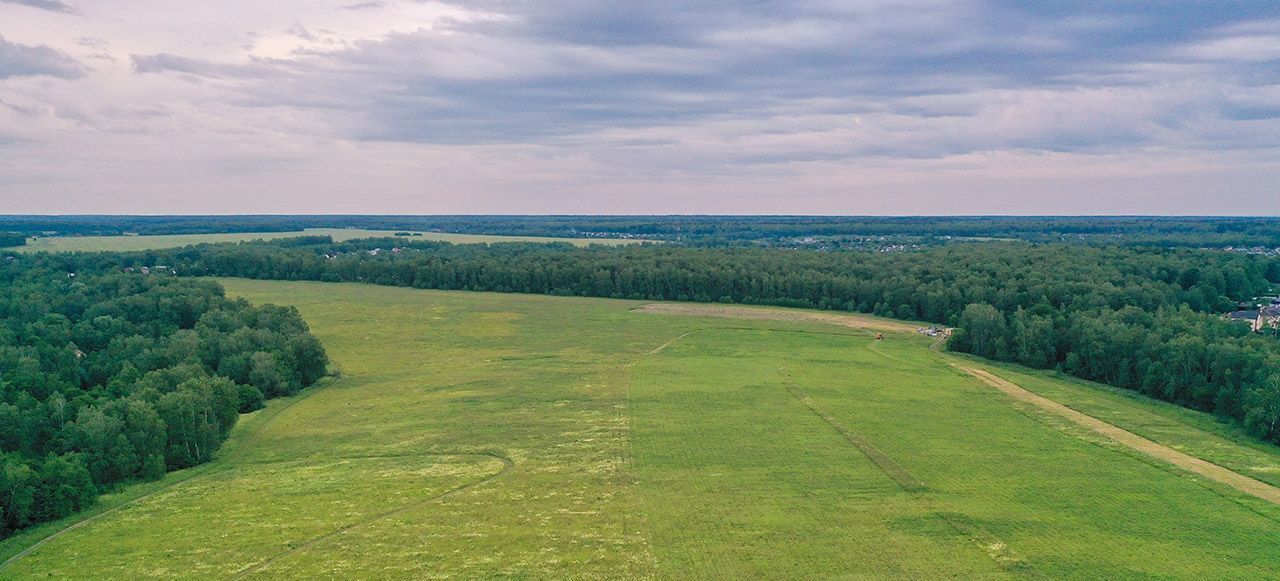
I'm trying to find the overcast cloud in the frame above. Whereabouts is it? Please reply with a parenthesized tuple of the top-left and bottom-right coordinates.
(0, 0, 1277, 214)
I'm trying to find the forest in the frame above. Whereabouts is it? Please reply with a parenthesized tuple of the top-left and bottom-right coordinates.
(49, 235, 1280, 444)
(3, 215, 1280, 248)
(0, 256, 327, 537)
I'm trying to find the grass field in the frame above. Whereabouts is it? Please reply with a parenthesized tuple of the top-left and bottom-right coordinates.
(2, 281, 1279, 579)
(7, 228, 647, 252)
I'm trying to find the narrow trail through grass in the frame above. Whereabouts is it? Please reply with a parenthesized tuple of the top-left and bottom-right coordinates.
(636, 325, 1035, 574)
(959, 366, 1280, 506)
(232, 452, 514, 579)
(778, 354, 1035, 575)
(640, 301, 1280, 508)
(779, 376, 925, 492)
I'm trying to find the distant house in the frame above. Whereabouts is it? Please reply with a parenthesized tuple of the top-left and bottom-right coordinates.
(1226, 309, 1259, 325)
(1260, 305, 1280, 332)
(1225, 305, 1280, 333)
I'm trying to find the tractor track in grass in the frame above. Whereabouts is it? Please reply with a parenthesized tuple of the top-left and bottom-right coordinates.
(638, 324, 1035, 575)
(778, 371, 1037, 576)
(0, 381, 330, 573)
(779, 376, 925, 492)
(640, 302, 1280, 507)
(5, 448, 514, 578)
(1, 377, 518, 577)
(232, 452, 514, 579)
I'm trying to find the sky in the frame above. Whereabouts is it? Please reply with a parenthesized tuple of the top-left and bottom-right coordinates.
(0, 0, 1278, 215)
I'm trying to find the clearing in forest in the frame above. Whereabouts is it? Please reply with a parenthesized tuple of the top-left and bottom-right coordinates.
(3, 282, 1279, 579)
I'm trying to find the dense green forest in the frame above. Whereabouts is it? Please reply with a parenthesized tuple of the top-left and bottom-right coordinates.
(4, 215, 1280, 247)
(0, 257, 327, 537)
(48, 235, 1280, 444)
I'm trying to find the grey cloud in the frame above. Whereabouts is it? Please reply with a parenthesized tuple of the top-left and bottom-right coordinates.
(76, 37, 108, 48)
(1223, 105, 1280, 120)
(98, 103, 172, 119)
(286, 23, 318, 42)
(0, 0, 74, 13)
(0, 35, 85, 79)
(0, 96, 41, 117)
(131, 53, 280, 78)
(115, 1, 1280, 162)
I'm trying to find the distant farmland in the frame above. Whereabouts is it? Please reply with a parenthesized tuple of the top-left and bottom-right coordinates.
(7, 228, 647, 252)
(2, 281, 1278, 578)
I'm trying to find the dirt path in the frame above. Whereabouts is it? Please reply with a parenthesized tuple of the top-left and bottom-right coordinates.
(635, 303, 922, 333)
(960, 367, 1280, 506)
(647, 330, 698, 355)
(636, 302, 1280, 507)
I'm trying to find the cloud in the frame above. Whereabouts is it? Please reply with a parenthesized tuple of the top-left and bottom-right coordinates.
(1184, 20, 1280, 62)
(3, 0, 1280, 213)
(285, 23, 318, 42)
(130, 0, 1269, 162)
(130, 52, 278, 79)
(0, 0, 74, 13)
(0, 35, 85, 79)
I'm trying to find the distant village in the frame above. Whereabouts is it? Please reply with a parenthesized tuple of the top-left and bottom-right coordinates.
(1220, 246, 1280, 257)
(916, 326, 946, 337)
(123, 265, 176, 276)
(323, 246, 411, 259)
(775, 236, 925, 253)
(1225, 296, 1280, 333)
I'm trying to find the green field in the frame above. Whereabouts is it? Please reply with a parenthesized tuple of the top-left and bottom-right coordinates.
(8, 228, 646, 252)
(2, 281, 1279, 579)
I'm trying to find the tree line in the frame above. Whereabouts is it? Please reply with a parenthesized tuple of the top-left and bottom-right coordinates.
(4, 215, 1280, 247)
(42, 236, 1280, 444)
(0, 256, 327, 537)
